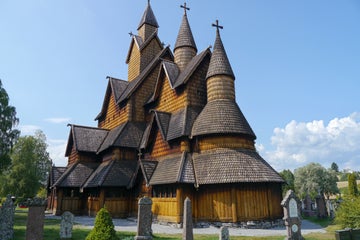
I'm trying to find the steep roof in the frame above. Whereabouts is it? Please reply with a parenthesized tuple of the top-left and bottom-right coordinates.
(119, 46, 173, 104)
(82, 160, 138, 189)
(97, 121, 147, 153)
(48, 166, 66, 189)
(174, 12, 197, 52)
(192, 148, 284, 185)
(65, 125, 109, 156)
(95, 77, 128, 121)
(206, 26, 235, 80)
(53, 161, 99, 188)
(137, 1, 159, 30)
(192, 99, 256, 139)
(149, 152, 195, 185)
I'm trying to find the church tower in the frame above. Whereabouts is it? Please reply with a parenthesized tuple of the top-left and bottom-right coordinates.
(174, 3, 197, 72)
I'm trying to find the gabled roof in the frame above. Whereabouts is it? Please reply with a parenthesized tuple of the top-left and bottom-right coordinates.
(97, 121, 147, 153)
(149, 152, 194, 185)
(120, 46, 173, 104)
(139, 160, 158, 186)
(125, 30, 163, 64)
(53, 161, 99, 188)
(174, 12, 197, 52)
(137, 1, 159, 30)
(65, 125, 109, 156)
(153, 110, 171, 139)
(192, 148, 284, 185)
(82, 160, 138, 189)
(192, 99, 256, 140)
(48, 166, 66, 189)
(173, 48, 211, 88)
(95, 77, 128, 121)
(206, 27, 235, 80)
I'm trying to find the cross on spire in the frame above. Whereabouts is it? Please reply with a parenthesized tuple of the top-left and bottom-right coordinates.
(180, 2, 190, 15)
(212, 19, 223, 32)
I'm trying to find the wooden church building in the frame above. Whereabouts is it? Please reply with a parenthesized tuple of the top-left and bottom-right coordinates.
(48, 1, 284, 223)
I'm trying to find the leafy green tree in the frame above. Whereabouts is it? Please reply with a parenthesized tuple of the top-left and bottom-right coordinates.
(335, 196, 360, 228)
(348, 172, 359, 196)
(279, 169, 295, 195)
(0, 79, 20, 172)
(331, 162, 339, 172)
(86, 207, 119, 240)
(0, 130, 52, 198)
(294, 162, 339, 199)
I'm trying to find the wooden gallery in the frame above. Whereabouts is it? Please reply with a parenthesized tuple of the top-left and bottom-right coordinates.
(47, 2, 284, 223)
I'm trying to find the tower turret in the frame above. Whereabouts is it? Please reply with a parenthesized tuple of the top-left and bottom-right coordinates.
(137, 0, 159, 41)
(174, 3, 197, 72)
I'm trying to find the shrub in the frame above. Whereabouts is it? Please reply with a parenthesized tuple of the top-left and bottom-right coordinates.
(86, 207, 118, 240)
(335, 196, 360, 229)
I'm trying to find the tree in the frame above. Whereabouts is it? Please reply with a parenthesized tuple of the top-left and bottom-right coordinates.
(0, 80, 20, 172)
(0, 130, 52, 199)
(279, 169, 295, 195)
(331, 162, 339, 173)
(348, 172, 359, 196)
(294, 162, 339, 199)
(86, 207, 119, 240)
(335, 196, 360, 228)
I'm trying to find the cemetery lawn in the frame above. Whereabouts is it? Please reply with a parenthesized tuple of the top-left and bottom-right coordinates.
(13, 210, 336, 240)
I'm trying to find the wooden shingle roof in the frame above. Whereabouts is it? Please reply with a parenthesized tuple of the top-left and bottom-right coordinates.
(192, 99, 256, 139)
(192, 148, 284, 185)
(149, 152, 194, 185)
(82, 160, 138, 189)
(65, 125, 109, 156)
(174, 12, 197, 52)
(206, 27, 235, 80)
(97, 121, 147, 153)
(53, 161, 99, 188)
(137, 1, 159, 30)
(48, 166, 66, 189)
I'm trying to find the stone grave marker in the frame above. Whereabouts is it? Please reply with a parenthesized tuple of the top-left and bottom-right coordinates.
(0, 195, 16, 240)
(182, 197, 193, 240)
(219, 226, 230, 240)
(60, 211, 74, 239)
(25, 197, 47, 240)
(135, 196, 153, 240)
(281, 190, 303, 240)
(315, 194, 327, 218)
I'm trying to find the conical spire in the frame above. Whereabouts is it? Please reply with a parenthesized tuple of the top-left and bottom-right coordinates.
(206, 20, 235, 80)
(174, 3, 197, 52)
(137, 0, 159, 30)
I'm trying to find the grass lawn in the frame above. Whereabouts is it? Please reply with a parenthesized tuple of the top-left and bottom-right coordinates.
(13, 210, 338, 240)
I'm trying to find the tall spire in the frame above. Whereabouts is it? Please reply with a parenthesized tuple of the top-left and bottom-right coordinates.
(174, 2, 197, 71)
(206, 20, 234, 80)
(137, 0, 159, 30)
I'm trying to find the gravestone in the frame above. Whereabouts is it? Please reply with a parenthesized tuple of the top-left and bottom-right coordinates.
(315, 194, 327, 218)
(219, 226, 230, 240)
(60, 211, 74, 239)
(302, 194, 312, 217)
(135, 196, 153, 240)
(281, 190, 303, 240)
(0, 195, 16, 240)
(182, 197, 193, 240)
(25, 197, 47, 240)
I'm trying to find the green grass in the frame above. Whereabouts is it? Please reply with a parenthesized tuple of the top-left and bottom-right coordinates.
(13, 210, 341, 240)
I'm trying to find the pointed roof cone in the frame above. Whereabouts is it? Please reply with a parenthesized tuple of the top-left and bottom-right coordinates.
(137, 1, 159, 30)
(206, 23, 235, 80)
(174, 12, 197, 52)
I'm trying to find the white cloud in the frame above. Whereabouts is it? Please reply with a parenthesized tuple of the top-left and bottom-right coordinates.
(44, 117, 71, 124)
(47, 139, 68, 166)
(261, 112, 360, 172)
(19, 124, 41, 135)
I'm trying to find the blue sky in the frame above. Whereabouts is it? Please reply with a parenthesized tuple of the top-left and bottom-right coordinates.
(1, 0, 359, 172)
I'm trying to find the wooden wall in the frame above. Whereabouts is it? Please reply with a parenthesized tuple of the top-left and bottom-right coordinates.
(150, 131, 181, 158)
(198, 136, 255, 152)
(128, 43, 141, 82)
(156, 75, 186, 113)
(98, 93, 128, 129)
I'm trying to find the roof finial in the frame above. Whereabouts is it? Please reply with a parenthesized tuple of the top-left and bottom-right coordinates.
(180, 2, 190, 15)
(212, 19, 223, 32)
(148, 0, 150, 5)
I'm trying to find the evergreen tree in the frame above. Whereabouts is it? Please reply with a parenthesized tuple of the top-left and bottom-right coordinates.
(86, 207, 119, 240)
(279, 169, 295, 195)
(331, 162, 339, 172)
(0, 80, 20, 172)
(348, 172, 359, 196)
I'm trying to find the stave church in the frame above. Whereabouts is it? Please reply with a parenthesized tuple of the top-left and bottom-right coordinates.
(48, 1, 284, 223)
